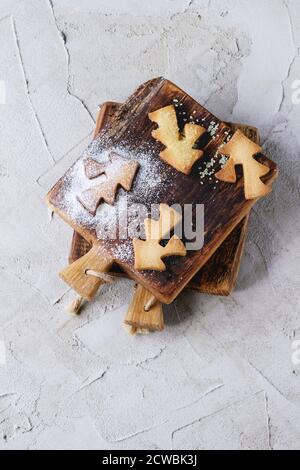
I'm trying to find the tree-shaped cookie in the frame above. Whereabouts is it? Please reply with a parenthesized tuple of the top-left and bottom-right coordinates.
(215, 130, 271, 200)
(149, 105, 206, 175)
(133, 204, 187, 271)
(78, 153, 139, 215)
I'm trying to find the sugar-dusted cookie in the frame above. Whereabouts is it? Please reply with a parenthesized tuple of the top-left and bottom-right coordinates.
(149, 105, 206, 175)
(215, 130, 271, 200)
(78, 152, 139, 215)
(133, 204, 186, 271)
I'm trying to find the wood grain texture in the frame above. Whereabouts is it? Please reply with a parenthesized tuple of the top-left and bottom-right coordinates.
(93, 101, 121, 139)
(48, 78, 278, 304)
(69, 106, 257, 296)
(69, 231, 91, 265)
(61, 245, 113, 300)
(190, 123, 261, 295)
(189, 214, 249, 295)
(124, 285, 164, 332)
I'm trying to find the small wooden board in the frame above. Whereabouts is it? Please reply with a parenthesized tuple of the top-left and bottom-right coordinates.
(69, 104, 256, 296)
(48, 78, 278, 304)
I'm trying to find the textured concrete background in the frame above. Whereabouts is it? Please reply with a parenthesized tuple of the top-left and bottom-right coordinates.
(0, 0, 299, 450)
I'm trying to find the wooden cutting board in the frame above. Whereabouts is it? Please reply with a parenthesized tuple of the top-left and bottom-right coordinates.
(47, 78, 278, 304)
(69, 102, 255, 296)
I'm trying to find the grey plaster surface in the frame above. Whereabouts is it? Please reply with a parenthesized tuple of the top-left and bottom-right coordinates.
(0, 0, 299, 450)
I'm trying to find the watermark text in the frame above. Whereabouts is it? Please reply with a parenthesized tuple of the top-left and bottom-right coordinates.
(292, 80, 300, 105)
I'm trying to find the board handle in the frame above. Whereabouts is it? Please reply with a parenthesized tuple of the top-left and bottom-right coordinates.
(60, 245, 114, 301)
(124, 285, 164, 333)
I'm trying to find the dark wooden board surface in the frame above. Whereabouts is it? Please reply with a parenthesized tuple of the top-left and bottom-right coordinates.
(48, 78, 278, 304)
(69, 215, 249, 296)
(69, 103, 256, 296)
(190, 214, 249, 294)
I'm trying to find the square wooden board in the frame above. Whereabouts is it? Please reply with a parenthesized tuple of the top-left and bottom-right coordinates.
(48, 78, 278, 304)
(69, 102, 255, 296)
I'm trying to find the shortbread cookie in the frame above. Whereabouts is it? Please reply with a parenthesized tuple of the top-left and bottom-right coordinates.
(78, 153, 139, 215)
(215, 130, 271, 200)
(149, 105, 206, 175)
(133, 204, 187, 271)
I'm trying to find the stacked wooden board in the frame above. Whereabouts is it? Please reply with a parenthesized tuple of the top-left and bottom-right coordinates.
(47, 78, 278, 333)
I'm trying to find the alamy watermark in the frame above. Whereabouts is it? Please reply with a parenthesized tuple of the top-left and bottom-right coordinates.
(292, 80, 300, 105)
(95, 198, 205, 251)
(292, 340, 300, 366)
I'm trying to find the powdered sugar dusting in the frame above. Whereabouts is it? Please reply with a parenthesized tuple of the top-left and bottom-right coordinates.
(50, 97, 236, 270)
(112, 239, 134, 265)
(51, 138, 173, 263)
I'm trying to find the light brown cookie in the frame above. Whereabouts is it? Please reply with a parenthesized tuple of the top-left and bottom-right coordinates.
(77, 152, 139, 215)
(149, 105, 206, 175)
(133, 204, 186, 271)
(215, 130, 271, 200)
